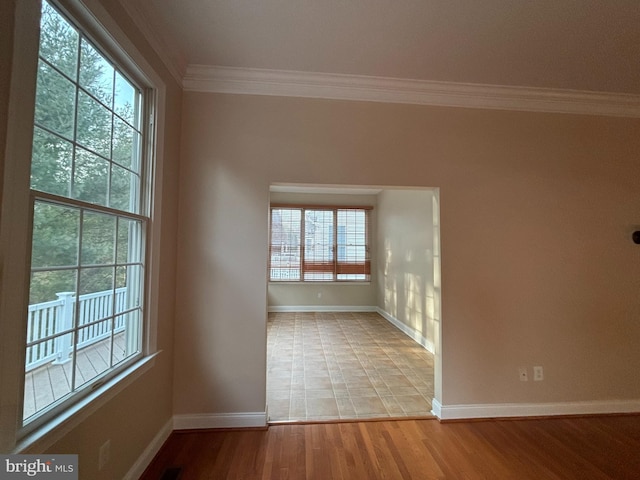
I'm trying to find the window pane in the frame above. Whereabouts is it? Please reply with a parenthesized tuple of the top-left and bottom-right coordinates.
(116, 263, 143, 363)
(115, 265, 127, 294)
(113, 310, 141, 367)
(110, 164, 139, 213)
(79, 266, 113, 296)
(74, 325, 112, 389)
(303, 272, 334, 281)
(113, 117, 140, 171)
(77, 91, 112, 158)
(304, 210, 334, 280)
(31, 127, 73, 196)
(31, 201, 79, 270)
(269, 209, 301, 280)
(23, 332, 75, 420)
(29, 270, 77, 305)
(81, 212, 115, 265)
(336, 209, 369, 281)
(73, 147, 109, 206)
(123, 264, 144, 310)
(116, 218, 142, 264)
(337, 211, 367, 262)
(112, 314, 127, 365)
(34, 61, 76, 140)
(80, 39, 114, 107)
(114, 72, 138, 127)
(39, 2, 79, 80)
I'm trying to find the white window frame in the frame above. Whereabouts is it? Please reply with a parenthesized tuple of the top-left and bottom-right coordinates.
(0, 0, 167, 453)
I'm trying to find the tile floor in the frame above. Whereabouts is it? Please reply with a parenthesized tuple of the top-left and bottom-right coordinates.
(267, 311, 435, 422)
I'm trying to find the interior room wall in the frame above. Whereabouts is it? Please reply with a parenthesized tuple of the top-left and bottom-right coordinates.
(0, 1, 181, 478)
(268, 191, 378, 309)
(376, 189, 436, 352)
(176, 91, 640, 419)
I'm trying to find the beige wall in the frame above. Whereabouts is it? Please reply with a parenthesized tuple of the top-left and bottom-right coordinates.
(377, 189, 436, 349)
(0, 1, 181, 478)
(268, 191, 377, 308)
(177, 91, 640, 417)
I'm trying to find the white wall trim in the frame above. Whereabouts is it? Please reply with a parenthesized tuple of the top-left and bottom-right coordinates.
(268, 305, 378, 313)
(433, 399, 640, 421)
(123, 417, 173, 480)
(173, 412, 267, 430)
(377, 308, 435, 354)
(431, 398, 442, 418)
(183, 65, 640, 118)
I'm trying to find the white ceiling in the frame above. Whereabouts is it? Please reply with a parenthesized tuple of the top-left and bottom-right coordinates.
(131, 0, 640, 95)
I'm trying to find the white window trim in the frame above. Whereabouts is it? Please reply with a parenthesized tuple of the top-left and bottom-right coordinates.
(0, 0, 167, 453)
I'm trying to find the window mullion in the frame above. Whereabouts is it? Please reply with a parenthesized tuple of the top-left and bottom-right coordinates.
(333, 208, 338, 281)
(300, 208, 306, 282)
(69, 32, 82, 199)
(69, 208, 84, 393)
(31, 190, 147, 221)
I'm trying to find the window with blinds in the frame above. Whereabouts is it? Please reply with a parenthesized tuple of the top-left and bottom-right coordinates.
(269, 206, 371, 282)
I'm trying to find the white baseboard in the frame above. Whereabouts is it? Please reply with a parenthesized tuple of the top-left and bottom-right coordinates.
(173, 412, 267, 430)
(123, 417, 173, 480)
(268, 305, 378, 313)
(377, 308, 435, 354)
(433, 399, 640, 421)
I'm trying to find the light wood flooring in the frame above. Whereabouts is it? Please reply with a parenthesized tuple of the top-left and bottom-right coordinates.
(140, 415, 640, 479)
(267, 312, 435, 422)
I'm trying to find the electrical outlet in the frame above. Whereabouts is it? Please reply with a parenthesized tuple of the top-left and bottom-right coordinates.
(518, 367, 528, 382)
(99, 439, 110, 470)
(533, 366, 544, 381)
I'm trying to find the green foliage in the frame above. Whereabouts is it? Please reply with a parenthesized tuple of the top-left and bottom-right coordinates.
(29, 2, 141, 304)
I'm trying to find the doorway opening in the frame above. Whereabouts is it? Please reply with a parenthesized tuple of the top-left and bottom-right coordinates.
(266, 184, 441, 423)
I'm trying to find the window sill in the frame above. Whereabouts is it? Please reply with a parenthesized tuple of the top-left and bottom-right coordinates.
(14, 352, 160, 454)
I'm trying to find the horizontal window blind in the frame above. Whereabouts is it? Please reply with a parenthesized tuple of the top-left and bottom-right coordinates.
(269, 206, 371, 282)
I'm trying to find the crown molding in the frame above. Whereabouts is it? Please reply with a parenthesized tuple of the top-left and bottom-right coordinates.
(117, 0, 187, 86)
(183, 65, 640, 118)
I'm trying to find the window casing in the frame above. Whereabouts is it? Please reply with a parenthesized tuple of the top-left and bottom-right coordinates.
(269, 206, 371, 282)
(21, 0, 152, 430)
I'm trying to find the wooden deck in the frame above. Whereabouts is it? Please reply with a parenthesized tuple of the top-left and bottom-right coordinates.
(23, 332, 126, 420)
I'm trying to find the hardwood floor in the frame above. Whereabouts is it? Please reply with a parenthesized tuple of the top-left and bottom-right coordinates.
(140, 415, 640, 479)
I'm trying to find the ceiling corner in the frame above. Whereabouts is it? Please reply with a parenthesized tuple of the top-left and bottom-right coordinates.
(117, 0, 187, 85)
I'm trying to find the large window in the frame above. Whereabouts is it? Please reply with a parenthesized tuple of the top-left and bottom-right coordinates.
(22, 0, 150, 427)
(269, 206, 371, 282)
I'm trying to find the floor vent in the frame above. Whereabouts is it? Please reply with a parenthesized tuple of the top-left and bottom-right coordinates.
(160, 466, 182, 480)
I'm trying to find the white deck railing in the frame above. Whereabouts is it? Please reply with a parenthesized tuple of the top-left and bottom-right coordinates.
(25, 288, 127, 371)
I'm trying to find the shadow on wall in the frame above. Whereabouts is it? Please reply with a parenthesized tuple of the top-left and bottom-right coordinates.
(379, 189, 439, 352)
